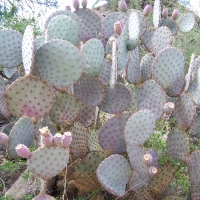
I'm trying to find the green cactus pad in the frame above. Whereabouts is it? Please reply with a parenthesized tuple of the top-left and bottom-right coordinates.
(0, 29, 22, 68)
(8, 116, 35, 159)
(0, 75, 6, 101)
(74, 8, 101, 41)
(33, 39, 83, 88)
(134, 10, 147, 36)
(98, 112, 132, 154)
(186, 150, 200, 185)
(174, 93, 196, 129)
(125, 110, 156, 146)
(76, 104, 95, 127)
(132, 186, 154, 200)
(34, 36, 45, 54)
(140, 53, 154, 82)
(167, 127, 189, 161)
(142, 27, 154, 51)
(152, 47, 185, 96)
(82, 38, 104, 77)
(189, 113, 200, 137)
(190, 186, 200, 200)
(151, 26, 172, 55)
(50, 92, 82, 125)
(69, 122, 88, 159)
(88, 130, 103, 151)
(153, 0, 161, 28)
(126, 46, 140, 84)
(101, 12, 120, 38)
(73, 76, 105, 106)
(33, 194, 56, 200)
(5, 75, 55, 118)
(96, 154, 132, 196)
(28, 145, 69, 180)
(22, 25, 34, 75)
(1, 122, 15, 135)
(179, 13, 195, 33)
(149, 162, 178, 195)
(137, 80, 166, 120)
(98, 59, 112, 84)
(3, 67, 17, 79)
(159, 18, 178, 35)
(127, 86, 139, 112)
(99, 83, 132, 114)
(47, 15, 78, 45)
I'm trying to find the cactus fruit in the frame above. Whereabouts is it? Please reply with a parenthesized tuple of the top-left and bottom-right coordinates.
(0, 132, 9, 145)
(81, 0, 87, 8)
(53, 133, 62, 145)
(73, 0, 80, 10)
(163, 102, 175, 114)
(172, 9, 179, 20)
(143, 5, 152, 16)
(118, 0, 128, 12)
(114, 21, 123, 35)
(61, 132, 72, 148)
(148, 166, 158, 177)
(162, 8, 168, 18)
(143, 154, 153, 166)
(40, 126, 53, 147)
(16, 144, 31, 159)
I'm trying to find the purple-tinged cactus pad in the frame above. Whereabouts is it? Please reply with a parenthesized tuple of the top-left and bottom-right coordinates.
(193, 55, 200, 78)
(186, 151, 200, 185)
(33, 194, 56, 200)
(127, 86, 138, 112)
(137, 80, 166, 120)
(174, 93, 196, 129)
(47, 15, 78, 45)
(0, 75, 6, 101)
(140, 53, 154, 82)
(125, 110, 156, 146)
(69, 122, 88, 159)
(5, 76, 55, 118)
(82, 39, 104, 77)
(127, 145, 149, 176)
(190, 186, 200, 200)
(167, 127, 189, 161)
(99, 83, 132, 114)
(179, 13, 195, 33)
(147, 148, 158, 167)
(98, 112, 132, 154)
(50, 92, 82, 125)
(28, 146, 69, 180)
(98, 59, 112, 84)
(151, 26, 172, 55)
(88, 130, 102, 151)
(159, 18, 178, 35)
(142, 27, 154, 51)
(22, 25, 34, 75)
(0, 29, 22, 68)
(152, 47, 185, 96)
(134, 10, 147, 36)
(76, 104, 96, 127)
(1, 122, 15, 135)
(73, 76, 105, 106)
(33, 39, 83, 88)
(189, 113, 200, 137)
(74, 8, 101, 41)
(8, 116, 35, 159)
(153, 0, 161, 28)
(3, 67, 17, 79)
(96, 154, 131, 196)
(101, 12, 120, 38)
(34, 36, 45, 54)
(132, 186, 154, 200)
(0, 98, 11, 119)
(0, 132, 9, 145)
(126, 46, 141, 84)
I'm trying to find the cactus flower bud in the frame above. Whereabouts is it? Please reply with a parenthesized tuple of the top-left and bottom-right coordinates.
(172, 9, 179, 20)
(163, 102, 175, 115)
(39, 126, 53, 147)
(149, 166, 158, 177)
(143, 153, 153, 166)
(162, 8, 168, 18)
(65, 6, 71, 11)
(114, 21, 123, 35)
(118, 0, 127, 12)
(143, 5, 152, 17)
(16, 144, 31, 159)
(62, 132, 72, 148)
(0, 132, 9, 145)
(81, 0, 87, 8)
(53, 133, 62, 145)
(73, 0, 80, 10)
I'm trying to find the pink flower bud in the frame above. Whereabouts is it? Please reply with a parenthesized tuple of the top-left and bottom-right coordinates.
(62, 132, 72, 148)
(39, 127, 53, 147)
(16, 144, 31, 159)
(65, 6, 71, 11)
(162, 8, 168, 18)
(143, 153, 153, 166)
(53, 133, 62, 145)
(143, 5, 152, 16)
(163, 102, 175, 115)
(81, 0, 87, 8)
(114, 21, 123, 35)
(172, 9, 179, 20)
(0, 132, 9, 145)
(118, 0, 127, 12)
(73, 0, 80, 10)
(149, 166, 158, 177)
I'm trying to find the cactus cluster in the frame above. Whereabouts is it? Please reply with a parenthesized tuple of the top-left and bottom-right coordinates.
(0, 0, 199, 199)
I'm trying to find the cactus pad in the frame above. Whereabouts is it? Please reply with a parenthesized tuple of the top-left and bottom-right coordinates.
(179, 13, 195, 33)
(0, 29, 22, 68)
(82, 39, 104, 77)
(88, 130, 103, 151)
(174, 93, 196, 129)
(190, 186, 200, 200)
(50, 92, 82, 125)
(137, 80, 166, 120)
(33, 39, 83, 88)
(0, 99, 10, 119)
(153, 0, 161, 28)
(167, 127, 189, 161)
(98, 59, 112, 84)
(5, 76, 55, 118)
(98, 112, 131, 154)
(159, 18, 178, 35)
(8, 116, 35, 159)
(3, 67, 17, 79)
(147, 148, 158, 167)
(0, 75, 6, 101)
(73, 76, 105, 106)
(34, 36, 45, 54)
(1, 122, 15, 135)
(99, 83, 132, 114)
(33, 194, 55, 200)
(127, 86, 139, 112)
(189, 113, 200, 137)
(162, 196, 186, 200)
(28, 146, 69, 180)
(134, 10, 147, 36)
(143, 27, 154, 51)
(96, 154, 131, 196)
